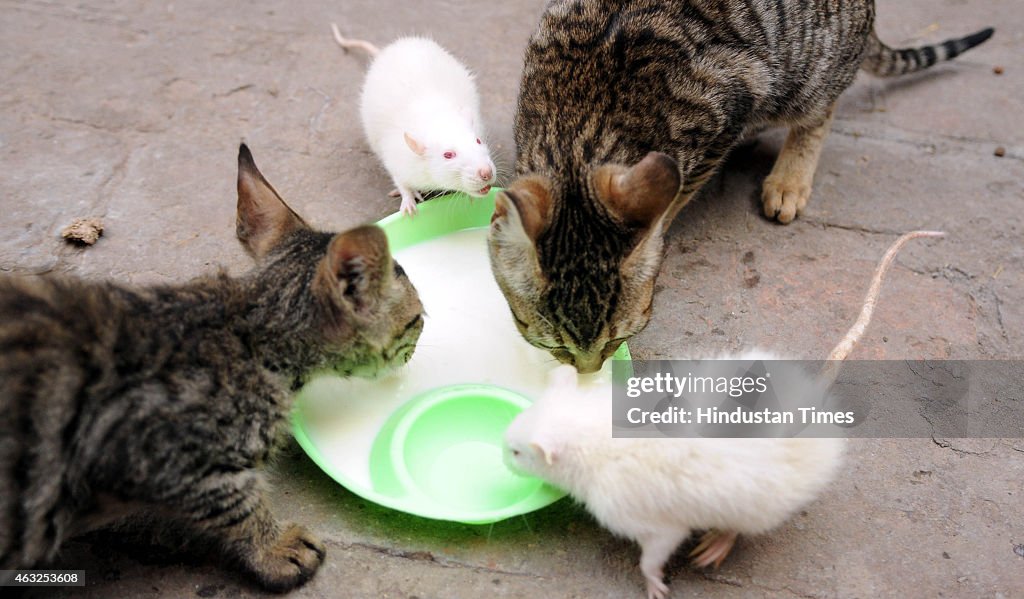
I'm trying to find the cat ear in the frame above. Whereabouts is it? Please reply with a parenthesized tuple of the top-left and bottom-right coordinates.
(599, 151, 680, 229)
(622, 220, 668, 282)
(610, 153, 681, 280)
(404, 132, 427, 156)
(318, 225, 393, 313)
(489, 177, 552, 297)
(491, 177, 552, 242)
(236, 144, 309, 260)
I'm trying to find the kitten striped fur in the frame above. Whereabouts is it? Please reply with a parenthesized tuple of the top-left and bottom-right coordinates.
(0, 145, 424, 591)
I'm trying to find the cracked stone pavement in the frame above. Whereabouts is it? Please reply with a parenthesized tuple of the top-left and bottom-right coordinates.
(1, 0, 1021, 597)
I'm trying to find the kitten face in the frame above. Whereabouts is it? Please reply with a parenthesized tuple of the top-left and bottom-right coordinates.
(488, 153, 679, 373)
(236, 145, 424, 380)
(318, 246, 424, 379)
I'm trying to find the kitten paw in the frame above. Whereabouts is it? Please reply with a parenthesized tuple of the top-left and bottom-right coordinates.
(249, 524, 325, 592)
(689, 530, 738, 569)
(761, 174, 811, 224)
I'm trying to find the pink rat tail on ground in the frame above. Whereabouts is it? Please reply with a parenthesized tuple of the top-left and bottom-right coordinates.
(818, 230, 945, 387)
(330, 23, 379, 57)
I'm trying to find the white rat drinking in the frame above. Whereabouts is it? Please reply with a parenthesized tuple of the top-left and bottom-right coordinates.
(505, 230, 943, 599)
(331, 25, 497, 216)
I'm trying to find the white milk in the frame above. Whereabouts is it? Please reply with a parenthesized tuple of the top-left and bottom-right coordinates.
(297, 227, 613, 490)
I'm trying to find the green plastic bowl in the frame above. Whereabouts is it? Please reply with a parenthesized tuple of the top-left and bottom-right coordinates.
(369, 384, 559, 514)
(293, 191, 629, 524)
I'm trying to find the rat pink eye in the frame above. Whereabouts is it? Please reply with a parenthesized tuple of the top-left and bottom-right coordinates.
(476, 138, 482, 144)
(443, 151, 455, 160)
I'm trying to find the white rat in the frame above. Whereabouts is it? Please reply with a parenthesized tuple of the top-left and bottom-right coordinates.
(505, 230, 943, 599)
(332, 25, 497, 216)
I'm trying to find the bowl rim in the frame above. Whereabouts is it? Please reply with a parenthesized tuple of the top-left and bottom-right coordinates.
(292, 191, 628, 524)
(389, 384, 536, 506)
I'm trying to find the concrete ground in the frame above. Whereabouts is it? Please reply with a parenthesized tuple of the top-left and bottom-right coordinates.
(2, 0, 1022, 597)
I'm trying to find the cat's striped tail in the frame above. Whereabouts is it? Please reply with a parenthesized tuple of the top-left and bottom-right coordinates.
(861, 27, 994, 78)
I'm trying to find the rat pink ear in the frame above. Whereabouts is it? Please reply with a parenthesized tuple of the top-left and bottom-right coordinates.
(529, 441, 556, 466)
(404, 132, 427, 156)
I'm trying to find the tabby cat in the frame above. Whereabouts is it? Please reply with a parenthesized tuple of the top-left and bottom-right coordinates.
(489, 0, 992, 372)
(0, 145, 424, 591)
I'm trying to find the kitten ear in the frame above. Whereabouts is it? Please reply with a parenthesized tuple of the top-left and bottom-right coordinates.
(491, 177, 552, 242)
(236, 144, 309, 260)
(318, 225, 393, 313)
(404, 132, 427, 156)
(599, 151, 680, 229)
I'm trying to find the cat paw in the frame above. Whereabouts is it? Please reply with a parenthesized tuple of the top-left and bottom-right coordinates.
(249, 524, 326, 592)
(761, 174, 811, 224)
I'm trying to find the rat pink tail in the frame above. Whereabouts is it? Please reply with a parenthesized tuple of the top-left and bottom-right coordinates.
(330, 23, 379, 57)
(819, 230, 945, 386)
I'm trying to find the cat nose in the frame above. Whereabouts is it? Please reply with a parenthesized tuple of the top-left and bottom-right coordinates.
(478, 166, 493, 182)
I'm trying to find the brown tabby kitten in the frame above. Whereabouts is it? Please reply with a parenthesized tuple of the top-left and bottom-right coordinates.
(0, 145, 424, 591)
(490, 0, 992, 373)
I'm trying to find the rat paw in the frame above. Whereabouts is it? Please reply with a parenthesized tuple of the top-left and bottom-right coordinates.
(398, 188, 425, 216)
(761, 173, 811, 224)
(645, 576, 670, 599)
(638, 531, 685, 599)
(689, 530, 738, 569)
(400, 196, 419, 216)
(247, 524, 325, 592)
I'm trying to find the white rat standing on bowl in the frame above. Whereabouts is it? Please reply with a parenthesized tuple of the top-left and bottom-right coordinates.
(505, 230, 944, 599)
(331, 24, 497, 216)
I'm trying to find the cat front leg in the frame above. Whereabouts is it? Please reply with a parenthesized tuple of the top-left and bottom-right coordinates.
(184, 472, 325, 592)
(762, 104, 836, 224)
